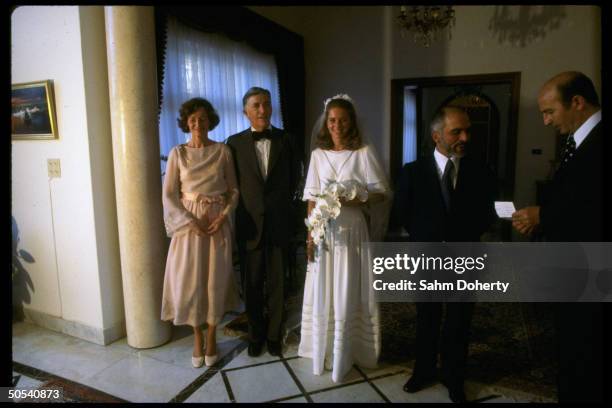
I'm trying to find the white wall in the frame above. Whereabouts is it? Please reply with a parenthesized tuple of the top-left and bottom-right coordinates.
(11, 6, 124, 344)
(251, 5, 601, 210)
(250, 6, 392, 168)
(78, 6, 125, 341)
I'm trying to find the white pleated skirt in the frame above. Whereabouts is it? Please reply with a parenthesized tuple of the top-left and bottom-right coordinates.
(298, 207, 381, 382)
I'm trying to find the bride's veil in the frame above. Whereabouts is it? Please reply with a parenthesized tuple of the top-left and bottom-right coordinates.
(308, 94, 393, 242)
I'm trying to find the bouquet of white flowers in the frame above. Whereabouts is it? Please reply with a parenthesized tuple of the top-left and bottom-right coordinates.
(305, 180, 369, 250)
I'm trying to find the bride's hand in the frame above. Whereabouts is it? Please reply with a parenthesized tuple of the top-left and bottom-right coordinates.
(339, 197, 364, 207)
(307, 240, 315, 262)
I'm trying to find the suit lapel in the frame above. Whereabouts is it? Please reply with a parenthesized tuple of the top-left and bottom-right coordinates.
(454, 157, 466, 194)
(427, 155, 446, 211)
(573, 121, 601, 161)
(242, 129, 265, 184)
(555, 121, 601, 180)
(267, 127, 282, 179)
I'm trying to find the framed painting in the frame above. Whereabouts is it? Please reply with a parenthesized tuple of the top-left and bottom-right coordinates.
(11, 80, 59, 140)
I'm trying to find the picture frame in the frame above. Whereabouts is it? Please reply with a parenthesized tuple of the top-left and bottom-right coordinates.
(11, 80, 59, 140)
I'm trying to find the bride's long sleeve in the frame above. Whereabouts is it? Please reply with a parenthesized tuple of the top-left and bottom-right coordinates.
(162, 147, 195, 237)
(362, 144, 393, 241)
(303, 150, 321, 201)
(363, 145, 391, 196)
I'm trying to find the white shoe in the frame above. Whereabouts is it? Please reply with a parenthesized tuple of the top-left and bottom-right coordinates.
(192, 338, 206, 368)
(205, 354, 218, 367)
(192, 356, 204, 368)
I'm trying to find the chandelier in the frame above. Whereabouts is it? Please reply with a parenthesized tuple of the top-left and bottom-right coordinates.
(488, 6, 565, 47)
(397, 6, 456, 47)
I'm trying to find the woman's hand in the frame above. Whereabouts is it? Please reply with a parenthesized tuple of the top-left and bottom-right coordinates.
(306, 200, 316, 262)
(188, 220, 207, 236)
(339, 197, 364, 207)
(307, 240, 315, 263)
(207, 213, 227, 235)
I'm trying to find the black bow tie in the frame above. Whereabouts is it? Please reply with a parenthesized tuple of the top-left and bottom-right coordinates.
(252, 129, 272, 141)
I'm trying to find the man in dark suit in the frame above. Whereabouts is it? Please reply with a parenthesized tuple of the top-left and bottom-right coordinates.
(512, 71, 603, 402)
(394, 106, 496, 403)
(227, 87, 302, 357)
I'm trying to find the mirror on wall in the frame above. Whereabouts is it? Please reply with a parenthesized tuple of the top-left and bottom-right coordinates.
(390, 72, 521, 241)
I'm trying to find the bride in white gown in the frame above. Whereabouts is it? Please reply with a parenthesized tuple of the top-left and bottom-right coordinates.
(298, 94, 392, 383)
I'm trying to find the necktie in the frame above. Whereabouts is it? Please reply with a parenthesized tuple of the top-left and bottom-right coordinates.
(559, 134, 576, 169)
(252, 129, 271, 142)
(441, 159, 455, 212)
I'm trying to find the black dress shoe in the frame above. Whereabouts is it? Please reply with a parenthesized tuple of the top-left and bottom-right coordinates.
(248, 341, 263, 357)
(267, 340, 282, 356)
(403, 374, 437, 393)
(441, 380, 467, 403)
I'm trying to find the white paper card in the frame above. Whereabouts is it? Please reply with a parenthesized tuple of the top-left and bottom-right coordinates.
(495, 201, 516, 219)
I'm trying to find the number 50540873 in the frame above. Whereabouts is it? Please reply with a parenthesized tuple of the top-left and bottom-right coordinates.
(8, 388, 61, 400)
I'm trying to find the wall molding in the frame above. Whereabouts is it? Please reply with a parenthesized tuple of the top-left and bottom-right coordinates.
(22, 308, 126, 346)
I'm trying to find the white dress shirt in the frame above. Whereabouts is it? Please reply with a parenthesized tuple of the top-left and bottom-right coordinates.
(434, 148, 460, 189)
(572, 110, 601, 149)
(251, 126, 272, 180)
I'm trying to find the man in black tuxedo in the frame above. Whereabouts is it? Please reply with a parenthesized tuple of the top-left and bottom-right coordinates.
(394, 106, 496, 403)
(512, 71, 603, 402)
(227, 87, 302, 357)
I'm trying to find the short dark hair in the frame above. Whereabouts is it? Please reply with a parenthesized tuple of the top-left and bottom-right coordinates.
(177, 98, 220, 133)
(242, 87, 271, 107)
(315, 98, 363, 151)
(555, 71, 600, 108)
(430, 105, 468, 135)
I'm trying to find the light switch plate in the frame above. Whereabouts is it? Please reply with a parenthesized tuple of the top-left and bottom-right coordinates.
(47, 159, 61, 178)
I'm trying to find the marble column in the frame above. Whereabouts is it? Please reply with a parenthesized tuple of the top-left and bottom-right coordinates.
(104, 6, 171, 348)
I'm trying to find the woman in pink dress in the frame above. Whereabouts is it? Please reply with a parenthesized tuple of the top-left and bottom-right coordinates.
(161, 98, 240, 368)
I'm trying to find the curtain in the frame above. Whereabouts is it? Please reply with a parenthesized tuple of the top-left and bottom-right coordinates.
(159, 16, 284, 173)
(403, 87, 417, 164)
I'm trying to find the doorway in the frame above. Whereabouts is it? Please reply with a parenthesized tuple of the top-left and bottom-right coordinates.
(390, 72, 521, 241)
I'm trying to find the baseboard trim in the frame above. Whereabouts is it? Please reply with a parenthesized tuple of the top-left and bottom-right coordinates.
(22, 308, 126, 345)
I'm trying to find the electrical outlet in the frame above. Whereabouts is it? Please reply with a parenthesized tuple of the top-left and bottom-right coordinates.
(47, 159, 61, 178)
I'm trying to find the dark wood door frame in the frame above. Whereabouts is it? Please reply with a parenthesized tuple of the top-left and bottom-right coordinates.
(390, 72, 521, 200)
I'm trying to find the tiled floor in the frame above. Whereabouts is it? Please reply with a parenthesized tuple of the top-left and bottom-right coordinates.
(11, 316, 555, 403)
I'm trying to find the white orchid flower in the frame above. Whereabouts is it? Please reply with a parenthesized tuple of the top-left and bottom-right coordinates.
(306, 178, 368, 250)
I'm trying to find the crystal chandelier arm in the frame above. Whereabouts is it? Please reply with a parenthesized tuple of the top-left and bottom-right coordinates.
(396, 5, 456, 47)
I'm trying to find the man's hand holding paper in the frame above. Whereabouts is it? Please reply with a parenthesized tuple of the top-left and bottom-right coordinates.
(494, 201, 516, 219)
(511, 206, 541, 236)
